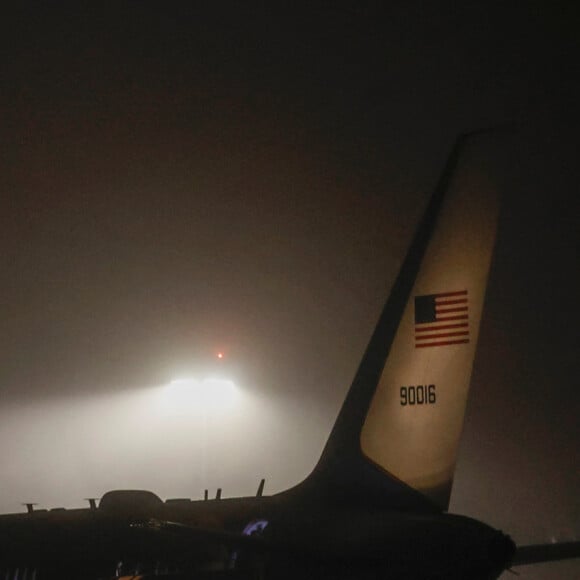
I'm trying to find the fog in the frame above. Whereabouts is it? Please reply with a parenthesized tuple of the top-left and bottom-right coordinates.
(0, 381, 331, 509)
(1, 3, 578, 578)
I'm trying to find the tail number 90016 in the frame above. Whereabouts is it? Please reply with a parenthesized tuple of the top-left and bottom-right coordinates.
(400, 384, 436, 406)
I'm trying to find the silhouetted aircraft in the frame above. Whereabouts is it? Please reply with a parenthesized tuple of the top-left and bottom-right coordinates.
(1, 132, 578, 579)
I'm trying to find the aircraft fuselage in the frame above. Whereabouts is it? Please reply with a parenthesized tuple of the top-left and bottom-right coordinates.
(0, 490, 515, 579)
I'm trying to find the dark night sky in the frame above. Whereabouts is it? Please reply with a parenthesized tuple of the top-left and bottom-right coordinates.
(1, 3, 578, 577)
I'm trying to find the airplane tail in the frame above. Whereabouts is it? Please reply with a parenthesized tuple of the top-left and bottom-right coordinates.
(288, 132, 501, 512)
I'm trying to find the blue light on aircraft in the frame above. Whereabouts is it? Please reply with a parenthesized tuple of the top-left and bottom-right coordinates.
(242, 519, 269, 536)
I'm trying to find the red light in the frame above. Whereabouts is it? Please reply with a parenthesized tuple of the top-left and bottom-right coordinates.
(217, 352, 224, 359)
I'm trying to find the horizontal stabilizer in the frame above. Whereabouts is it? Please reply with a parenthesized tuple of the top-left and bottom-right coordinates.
(513, 541, 580, 566)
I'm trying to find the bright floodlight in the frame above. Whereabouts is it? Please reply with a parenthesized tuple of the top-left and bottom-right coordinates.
(163, 377, 238, 413)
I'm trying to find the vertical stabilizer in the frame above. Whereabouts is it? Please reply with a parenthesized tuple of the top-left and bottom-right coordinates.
(360, 136, 499, 509)
(298, 132, 501, 512)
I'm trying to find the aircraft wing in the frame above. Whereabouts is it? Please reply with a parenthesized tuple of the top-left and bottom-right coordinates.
(512, 541, 580, 566)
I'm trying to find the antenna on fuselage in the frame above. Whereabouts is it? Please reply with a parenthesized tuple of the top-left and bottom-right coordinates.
(256, 479, 265, 497)
(23, 503, 37, 514)
(84, 498, 99, 510)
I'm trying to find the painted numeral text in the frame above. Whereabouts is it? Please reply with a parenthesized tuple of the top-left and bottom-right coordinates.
(400, 384, 436, 406)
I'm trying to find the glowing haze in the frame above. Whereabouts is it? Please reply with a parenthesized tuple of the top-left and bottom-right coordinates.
(1, 4, 578, 578)
(0, 380, 328, 511)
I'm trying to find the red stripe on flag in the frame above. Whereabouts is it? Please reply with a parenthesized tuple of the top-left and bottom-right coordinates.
(415, 323, 468, 332)
(435, 306, 468, 313)
(415, 339, 470, 348)
(434, 298, 467, 306)
(415, 331, 469, 340)
(432, 290, 468, 298)
(435, 314, 468, 321)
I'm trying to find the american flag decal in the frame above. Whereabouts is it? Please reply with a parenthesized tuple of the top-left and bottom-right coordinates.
(414, 290, 469, 348)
